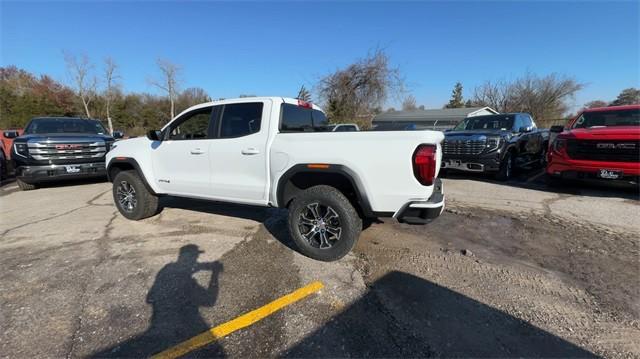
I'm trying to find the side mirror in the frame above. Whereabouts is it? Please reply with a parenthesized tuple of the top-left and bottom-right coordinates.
(519, 126, 532, 133)
(3, 130, 19, 139)
(112, 131, 124, 139)
(146, 130, 162, 141)
(550, 125, 564, 133)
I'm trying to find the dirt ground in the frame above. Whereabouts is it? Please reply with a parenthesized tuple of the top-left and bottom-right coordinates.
(0, 173, 638, 358)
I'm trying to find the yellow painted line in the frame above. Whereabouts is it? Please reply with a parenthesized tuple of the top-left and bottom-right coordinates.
(151, 281, 324, 359)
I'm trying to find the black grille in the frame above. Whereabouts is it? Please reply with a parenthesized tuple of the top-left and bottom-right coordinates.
(566, 140, 640, 162)
(443, 139, 486, 155)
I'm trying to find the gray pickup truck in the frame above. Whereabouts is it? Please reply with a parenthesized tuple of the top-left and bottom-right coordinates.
(441, 113, 549, 180)
(8, 117, 121, 190)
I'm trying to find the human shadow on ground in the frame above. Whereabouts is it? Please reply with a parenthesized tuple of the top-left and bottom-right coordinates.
(284, 271, 597, 358)
(92, 244, 225, 358)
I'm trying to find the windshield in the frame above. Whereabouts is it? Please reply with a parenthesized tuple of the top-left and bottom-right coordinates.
(454, 115, 515, 131)
(24, 118, 108, 135)
(572, 109, 640, 129)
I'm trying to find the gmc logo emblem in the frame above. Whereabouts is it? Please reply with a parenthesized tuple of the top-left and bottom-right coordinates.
(596, 143, 636, 149)
(55, 144, 82, 150)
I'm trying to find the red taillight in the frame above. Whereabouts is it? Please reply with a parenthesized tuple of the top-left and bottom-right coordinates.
(413, 145, 437, 186)
(297, 99, 313, 109)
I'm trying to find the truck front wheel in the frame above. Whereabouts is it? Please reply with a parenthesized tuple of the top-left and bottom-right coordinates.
(17, 178, 37, 191)
(112, 170, 159, 220)
(495, 151, 514, 181)
(288, 185, 362, 262)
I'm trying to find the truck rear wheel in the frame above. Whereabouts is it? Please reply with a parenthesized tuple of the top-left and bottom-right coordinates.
(287, 185, 362, 262)
(112, 170, 159, 220)
(17, 178, 37, 191)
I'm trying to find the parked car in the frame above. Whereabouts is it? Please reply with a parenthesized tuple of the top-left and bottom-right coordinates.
(0, 128, 24, 180)
(441, 113, 549, 180)
(372, 123, 417, 131)
(106, 97, 445, 261)
(326, 123, 360, 132)
(547, 105, 640, 184)
(9, 117, 121, 190)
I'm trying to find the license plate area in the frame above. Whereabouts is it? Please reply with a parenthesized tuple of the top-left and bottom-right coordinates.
(65, 165, 81, 173)
(597, 169, 622, 179)
(445, 160, 464, 169)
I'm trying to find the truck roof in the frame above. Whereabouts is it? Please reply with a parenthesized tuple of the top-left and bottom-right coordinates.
(582, 104, 640, 113)
(30, 117, 102, 122)
(173, 97, 323, 118)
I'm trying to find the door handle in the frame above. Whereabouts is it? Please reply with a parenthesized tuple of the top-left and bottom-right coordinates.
(190, 148, 205, 155)
(241, 148, 260, 155)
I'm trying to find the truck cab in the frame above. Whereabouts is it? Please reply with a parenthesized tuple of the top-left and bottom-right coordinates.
(547, 105, 640, 184)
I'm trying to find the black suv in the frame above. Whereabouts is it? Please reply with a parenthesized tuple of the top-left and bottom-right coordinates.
(8, 117, 120, 190)
(441, 113, 549, 180)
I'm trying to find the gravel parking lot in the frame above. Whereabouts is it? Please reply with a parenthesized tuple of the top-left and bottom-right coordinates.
(1, 173, 638, 358)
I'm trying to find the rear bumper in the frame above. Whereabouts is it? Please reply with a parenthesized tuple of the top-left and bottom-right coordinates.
(16, 162, 107, 183)
(395, 178, 445, 225)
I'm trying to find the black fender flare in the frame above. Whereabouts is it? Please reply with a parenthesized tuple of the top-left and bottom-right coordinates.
(275, 164, 390, 218)
(106, 157, 158, 195)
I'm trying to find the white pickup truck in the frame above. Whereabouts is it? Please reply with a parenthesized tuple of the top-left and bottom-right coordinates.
(106, 97, 444, 261)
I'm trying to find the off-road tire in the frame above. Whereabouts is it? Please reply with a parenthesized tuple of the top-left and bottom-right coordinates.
(539, 142, 549, 168)
(495, 151, 514, 181)
(17, 178, 37, 191)
(545, 173, 563, 187)
(112, 170, 159, 220)
(288, 185, 362, 262)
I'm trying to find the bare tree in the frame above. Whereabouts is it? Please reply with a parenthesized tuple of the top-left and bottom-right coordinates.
(176, 87, 211, 113)
(472, 73, 584, 121)
(471, 80, 513, 112)
(64, 52, 96, 118)
(511, 73, 584, 120)
(583, 100, 608, 109)
(402, 95, 417, 111)
(317, 49, 404, 128)
(150, 59, 181, 121)
(611, 88, 640, 106)
(104, 57, 119, 134)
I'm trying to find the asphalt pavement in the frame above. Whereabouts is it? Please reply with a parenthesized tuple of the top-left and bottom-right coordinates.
(1, 173, 638, 358)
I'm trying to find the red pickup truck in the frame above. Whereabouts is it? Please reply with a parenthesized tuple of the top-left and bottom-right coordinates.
(547, 105, 640, 184)
(1, 129, 24, 180)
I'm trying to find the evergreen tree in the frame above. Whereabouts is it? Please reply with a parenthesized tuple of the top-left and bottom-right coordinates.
(297, 85, 311, 102)
(445, 82, 464, 108)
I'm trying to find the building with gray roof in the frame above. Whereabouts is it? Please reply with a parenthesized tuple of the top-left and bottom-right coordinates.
(372, 107, 498, 131)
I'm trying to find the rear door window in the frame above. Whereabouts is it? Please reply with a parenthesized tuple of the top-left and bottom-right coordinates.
(280, 104, 329, 132)
(219, 102, 264, 138)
